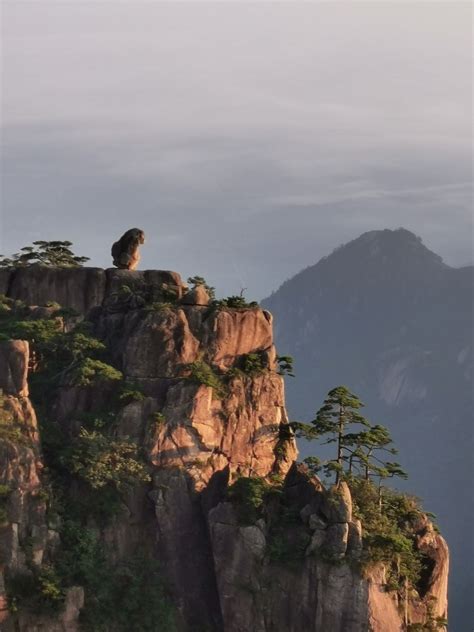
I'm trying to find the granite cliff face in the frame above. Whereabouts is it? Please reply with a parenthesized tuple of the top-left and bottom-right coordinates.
(0, 266, 448, 631)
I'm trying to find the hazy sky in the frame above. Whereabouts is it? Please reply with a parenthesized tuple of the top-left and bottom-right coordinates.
(1, 2, 472, 298)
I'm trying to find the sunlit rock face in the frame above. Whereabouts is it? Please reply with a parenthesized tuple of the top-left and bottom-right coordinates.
(0, 267, 448, 631)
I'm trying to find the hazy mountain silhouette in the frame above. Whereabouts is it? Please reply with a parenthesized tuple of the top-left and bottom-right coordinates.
(263, 228, 473, 630)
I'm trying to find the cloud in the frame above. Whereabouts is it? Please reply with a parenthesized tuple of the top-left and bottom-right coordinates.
(1, 2, 472, 295)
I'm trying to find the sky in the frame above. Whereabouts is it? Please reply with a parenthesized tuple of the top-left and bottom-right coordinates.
(1, 1, 472, 299)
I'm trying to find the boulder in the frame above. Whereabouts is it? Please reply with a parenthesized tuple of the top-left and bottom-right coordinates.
(8, 265, 106, 314)
(347, 519, 363, 556)
(309, 513, 327, 531)
(324, 523, 349, 558)
(209, 308, 273, 369)
(0, 340, 29, 397)
(122, 309, 200, 377)
(283, 463, 324, 514)
(321, 482, 352, 524)
(180, 286, 211, 306)
(105, 269, 184, 304)
(306, 527, 327, 555)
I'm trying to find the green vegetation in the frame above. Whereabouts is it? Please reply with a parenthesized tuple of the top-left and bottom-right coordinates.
(227, 476, 270, 524)
(118, 382, 146, 405)
(266, 502, 309, 566)
(81, 552, 176, 631)
(0, 240, 89, 268)
(7, 565, 65, 615)
(152, 412, 166, 428)
(6, 522, 176, 630)
(144, 301, 175, 312)
(266, 528, 310, 566)
(350, 478, 426, 587)
(0, 301, 149, 519)
(227, 476, 282, 525)
(69, 358, 122, 387)
(239, 352, 267, 376)
(0, 296, 175, 625)
(186, 276, 260, 310)
(295, 385, 434, 597)
(276, 355, 295, 377)
(292, 386, 406, 487)
(0, 302, 123, 408)
(227, 475, 308, 566)
(106, 281, 180, 314)
(184, 359, 227, 398)
(406, 599, 448, 631)
(61, 428, 150, 492)
(214, 295, 259, 309)
(0, 391, 29, 445)
(291, 386, 370, 483)
(187, 275, 216, 300)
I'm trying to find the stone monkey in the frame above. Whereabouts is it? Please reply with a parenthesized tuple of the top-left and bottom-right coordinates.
(111, 228, 145, 270)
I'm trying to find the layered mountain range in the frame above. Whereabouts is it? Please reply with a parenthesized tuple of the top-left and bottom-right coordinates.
(262, 228, 472, 630)
(0, 264, 448, 630)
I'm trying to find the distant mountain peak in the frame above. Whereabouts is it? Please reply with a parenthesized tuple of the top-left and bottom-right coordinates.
(324, 227, 446, 272)
(265, 228, 448, 302)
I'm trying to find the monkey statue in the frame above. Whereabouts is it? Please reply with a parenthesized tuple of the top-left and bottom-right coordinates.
(111, 228, 145, 270)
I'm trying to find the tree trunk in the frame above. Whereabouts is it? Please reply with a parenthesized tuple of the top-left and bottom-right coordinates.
(336, 403, 344, 484)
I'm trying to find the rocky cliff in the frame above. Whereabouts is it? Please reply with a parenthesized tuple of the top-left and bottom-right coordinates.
(0, 266, 448, 631)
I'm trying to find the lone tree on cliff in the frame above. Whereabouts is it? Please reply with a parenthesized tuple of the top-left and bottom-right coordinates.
(0, 241, 89, 268)
(292, 385, 406, 487)
(291, 386, 370, 483)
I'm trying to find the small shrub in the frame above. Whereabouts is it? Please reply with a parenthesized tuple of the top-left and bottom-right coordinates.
(184, 360, 227, 399)
(266, 530, 309, 565)
(76, 411, 116, 431)
(0, 391, 29, 445)
(144, 301, 174, 312)
(152, 412, 166, 427)
(118, 382, 146, 405)
(240, 352, 267, 376)
(227, 476, 277, 525)
(69, 359, 122, 387)
(61, 428, 150, 492)
(6, 565, 65, 615)
(79, 554, 177, 632)
(158, 284, 180, 303)
(52, 307, 80, 319)
(187, 276, 215, 301)
(56, 521, 105, 587)
(276, 355, 295, 377)
(214, 295, 258, 309)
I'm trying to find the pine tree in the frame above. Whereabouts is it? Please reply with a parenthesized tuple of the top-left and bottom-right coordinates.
(291, 386, 369, 483)
(0, 241, 89, 268)
(292, 386, 407, 487)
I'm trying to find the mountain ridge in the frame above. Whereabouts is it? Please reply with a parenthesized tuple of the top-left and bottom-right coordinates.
(262, 227, 472, 630)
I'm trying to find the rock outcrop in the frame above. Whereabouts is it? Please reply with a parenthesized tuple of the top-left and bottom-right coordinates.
(0, 267, 449, 631)
(0, 341, 84, 631)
